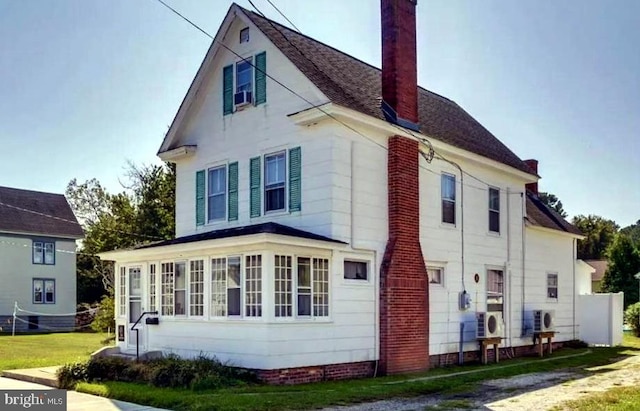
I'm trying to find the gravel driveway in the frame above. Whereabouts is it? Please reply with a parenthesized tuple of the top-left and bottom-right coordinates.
(323, 354, 640, 411)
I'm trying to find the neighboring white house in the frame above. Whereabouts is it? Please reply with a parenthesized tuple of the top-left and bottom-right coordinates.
(0, 186, 83, 332)
(100, 2, 585, 383)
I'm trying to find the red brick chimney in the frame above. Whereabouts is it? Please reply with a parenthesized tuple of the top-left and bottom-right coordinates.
(524, 159, 539, 195)
(379, 0, 429, 375)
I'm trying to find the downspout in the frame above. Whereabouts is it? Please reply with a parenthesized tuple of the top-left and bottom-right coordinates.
(571, 238, 580, 340)
(521, 192, 527, 336)
(349, 140, 379, 376)
(506, 187, 512, 347)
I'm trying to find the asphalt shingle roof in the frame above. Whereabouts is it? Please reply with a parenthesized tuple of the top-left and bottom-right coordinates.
(0, 186, 83, 238)
(135, 222, 345, 250)
(526, 192, 582, 235)
(241, 6, 535, 175)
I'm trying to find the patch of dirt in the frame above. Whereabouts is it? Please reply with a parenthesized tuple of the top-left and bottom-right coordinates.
(324, 355, 640, 411)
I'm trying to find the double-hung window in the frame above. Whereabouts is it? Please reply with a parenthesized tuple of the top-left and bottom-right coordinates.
(209, 255, 263, 318)
(274, 256, 330, 318)
(489, 187, 500, 233)
(441, 174, 456, 225)
(265, 152, 286, 212)
(33, 241, 55, 265)
(33, 278, 55, 304)
(235, 58, 253, 104)
(487, 269, 504, 311)
(547, 273, 558, 299)
(208, 166, 227, 222)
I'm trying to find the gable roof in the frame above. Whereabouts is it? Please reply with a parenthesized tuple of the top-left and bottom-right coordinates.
(239, 6, 534, 175)
(525, 191, 581, 236)
(135, 222, 345, 250)
(585, 259, 608, 282)
(0, 186, 83, 239)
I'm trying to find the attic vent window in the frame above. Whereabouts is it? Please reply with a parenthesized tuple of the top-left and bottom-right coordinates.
(240, 27, 250, 43)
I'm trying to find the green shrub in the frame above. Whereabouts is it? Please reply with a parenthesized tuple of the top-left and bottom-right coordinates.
(63, 353, 257, 391)
(86, 356, 130, 381)
(624, 302, 640, 337)
(91, 296, 115, 333)
(57, 362, 88, 389)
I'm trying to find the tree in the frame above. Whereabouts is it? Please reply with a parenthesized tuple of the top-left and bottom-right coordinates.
(621, 220, 640, 248)
(601, 233, 640, 309)
(67, 162, 175, 303)
(572, 215, 619, 260)
(538, 192, 568, 218)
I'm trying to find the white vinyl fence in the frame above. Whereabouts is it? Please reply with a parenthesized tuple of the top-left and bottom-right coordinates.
(578, 292, 624, 346)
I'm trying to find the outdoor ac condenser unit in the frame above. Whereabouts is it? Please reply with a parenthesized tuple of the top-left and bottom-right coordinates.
(533, 309, 555, 333)
(477, 311, 504, 339)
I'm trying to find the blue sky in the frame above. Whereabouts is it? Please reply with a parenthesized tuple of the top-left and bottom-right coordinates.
(1, 0, 638, 227)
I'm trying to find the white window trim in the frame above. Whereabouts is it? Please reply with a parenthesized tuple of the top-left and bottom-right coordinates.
(264, 150, 288, 214)
(206, 163, 228, 224)
(546, 272, 559, 301)
(441, 173, 457, 227)
(343, 259, 371, 283)
(188, 258, 206, 318)
(488, 186, 501, 235)
(426, 265, 445, 287)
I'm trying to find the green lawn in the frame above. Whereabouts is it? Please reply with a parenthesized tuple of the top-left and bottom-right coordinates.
(556, 386, 640, 411)
(0, 332, 107, 370)
(75, 335, 640, 411)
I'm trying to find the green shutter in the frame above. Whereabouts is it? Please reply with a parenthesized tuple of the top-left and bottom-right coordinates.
(254, 52, 266, 105)
(195, 170, 205, 226)
(228, 162, 238, 221)
(289, 146, 301, 212)
(223, 65, 233, 115)
(250, 157, 261, 218)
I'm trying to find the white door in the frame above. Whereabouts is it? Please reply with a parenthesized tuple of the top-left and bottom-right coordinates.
(127, 267, 146, 351)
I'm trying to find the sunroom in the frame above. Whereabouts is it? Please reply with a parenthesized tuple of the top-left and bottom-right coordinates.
(99, 222, 377, 371)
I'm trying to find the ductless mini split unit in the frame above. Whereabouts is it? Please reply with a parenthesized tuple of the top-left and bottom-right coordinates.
(533, 310, 555, 333)
(477, 311, 504, 339)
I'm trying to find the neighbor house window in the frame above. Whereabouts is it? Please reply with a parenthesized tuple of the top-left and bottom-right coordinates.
(344, 261, 368, 280)
(33, 241, 55, 265)
(33, 279, 55, 304)
(489, 187, 500, 233)
(547, 273, 558, 299)
(427, 266, 443, 285)
(441, 174, 456, 224)
(274, 255, 293, 317)
(297, 257, 330, 317)
(189, 260, 205, 316)
(240, 27, 250, 43)
(149, 264, 157, 312)
(265, 151, 286, 212)
(208, 166, 227, 222)
(160, 262, 174, 316)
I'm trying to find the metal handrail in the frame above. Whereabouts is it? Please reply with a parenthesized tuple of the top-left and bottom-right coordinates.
(131, 311, 158, 361)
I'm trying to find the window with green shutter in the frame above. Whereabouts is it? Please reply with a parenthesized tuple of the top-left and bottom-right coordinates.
(195, 170, 205, 226)
(254, 52, 266, 105)
(223, 65, 234, 115)
(228, 162, 239, 221)
(289, 146, 301, 212)
(250, 157, 261, 218)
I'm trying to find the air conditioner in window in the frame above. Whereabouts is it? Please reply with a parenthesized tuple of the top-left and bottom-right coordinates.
(234, 90, 253, 106)
(533, 309, 555, 332)
(477, 311, 504, 339)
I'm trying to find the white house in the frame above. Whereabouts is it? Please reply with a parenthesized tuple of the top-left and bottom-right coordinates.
(0, 186, 83, 332)
(100, 1, 585, 383)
